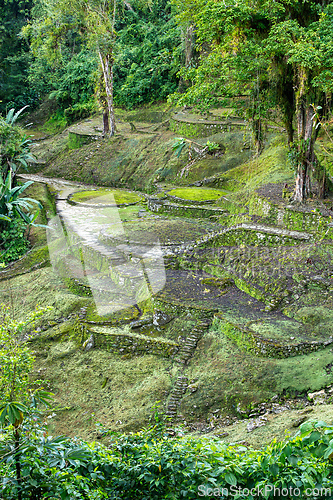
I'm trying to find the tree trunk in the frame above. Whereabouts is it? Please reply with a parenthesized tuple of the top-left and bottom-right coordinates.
(178, 25, 195, 93)
(275, 57, 295, 145)
(284, 109, 294, 146)
(103, 110, 109, 135)
(293, 69, 316, 202)
(252, 118, 264, 156)
(294, 104, 315, 202)
(14, 428, 22, 500)
(185, 25, 194, 69)
(99, 51, 116, 137)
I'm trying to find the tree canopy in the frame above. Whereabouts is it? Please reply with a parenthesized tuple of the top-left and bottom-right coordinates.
(170, 0, 333, 200)
(0, 0, 333, 199)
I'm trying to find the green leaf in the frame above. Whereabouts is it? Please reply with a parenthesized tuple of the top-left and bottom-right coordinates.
(324, 447, 333, 459)
(0, 214, 11, 222)
(11, 105, 29, 125)
(269, 464, 279, 476)
(300, 421, 314, 435)
(283, 444, 292, 457)
(5, 108, 15, 124)
(313, 443, 327, 458)
(308, 431, 322, 443)
(224, 472, 237, 486)
(287, 455, 299, 466)
(315, 421, 328, 428)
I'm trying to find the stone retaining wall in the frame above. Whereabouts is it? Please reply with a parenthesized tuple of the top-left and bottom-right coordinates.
(170, 116, 246, 139)
(201, 223, 311, 248)
(214, 315, 333, 358)
(154, 297, 217, 321)
(89, 328, 179, 357)
(249, 194, 333, 239)
(68, 132, 99, 149)
(147, 197, 226, 219)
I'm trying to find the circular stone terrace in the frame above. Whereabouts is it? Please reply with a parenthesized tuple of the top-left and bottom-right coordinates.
(69, 188, 143, 207)
(99, 217, 220, 247)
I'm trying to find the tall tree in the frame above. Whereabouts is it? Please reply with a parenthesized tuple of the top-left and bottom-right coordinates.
(171, 0, 333, 201)
(0, 0, 34, 111)
(82, 0, 117, 136)
(24, 0, 119, 135)
(265, 0, 333, 201)
(49, 0, 119, 136)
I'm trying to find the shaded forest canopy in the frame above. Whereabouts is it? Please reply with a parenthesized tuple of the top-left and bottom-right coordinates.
(1, 0, 333, 199)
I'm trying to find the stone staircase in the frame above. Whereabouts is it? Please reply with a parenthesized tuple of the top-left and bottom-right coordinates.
(174, 320, 210, 365)
(165, 319, 211, 421)
(165, 376, 189, 420)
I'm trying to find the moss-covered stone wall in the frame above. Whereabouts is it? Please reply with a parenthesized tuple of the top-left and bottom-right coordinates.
(203, 224, 310, 248)
(248, 194, 333, 239)
(170, 117, 246, 139)
(213, 315, 333, 358)
(68, 132, 99, 149)
(154, 297, 217, 321)
(90, 328, 179, 357)
(147, 198, 226, 219)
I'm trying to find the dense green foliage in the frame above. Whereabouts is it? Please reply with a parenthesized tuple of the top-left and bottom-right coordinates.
(0, 0, 34, 112)
(0, 107, 42, 263)
(170, 0, 333, 199)
(113, 1, 181, 109)
(0, 217, 29, 263)
(1, 416, 333, 499)
(14, 0, 181, 124)
(22, 5, 97, 125)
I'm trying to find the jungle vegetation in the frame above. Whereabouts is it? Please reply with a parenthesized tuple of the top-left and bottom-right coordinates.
(1, 0, 333, 199)
(1, 1, 333, 498)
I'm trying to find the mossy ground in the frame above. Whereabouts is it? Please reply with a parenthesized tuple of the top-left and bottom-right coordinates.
(32, 342, 172, 440)
(167, 187, 227, 202)
(102, 217, 220, 246)
(3, 104, 333, 444)
(209, 404, 333, 449)
(30, 111, 253, 191)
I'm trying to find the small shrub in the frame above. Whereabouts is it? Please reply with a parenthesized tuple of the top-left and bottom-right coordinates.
(0, 217, 29, 264)
(64, 99, 97, 124)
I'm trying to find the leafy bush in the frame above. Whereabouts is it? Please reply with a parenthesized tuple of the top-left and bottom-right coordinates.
(0, 217, 29, 264)
(64, 99, 97, 124)
(1, 417, 333, 499)
(0, 108, 43, 263)
(0, 107, 36, 177)
(42, 109, 68, 134)
(114, 14, 181, 109)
